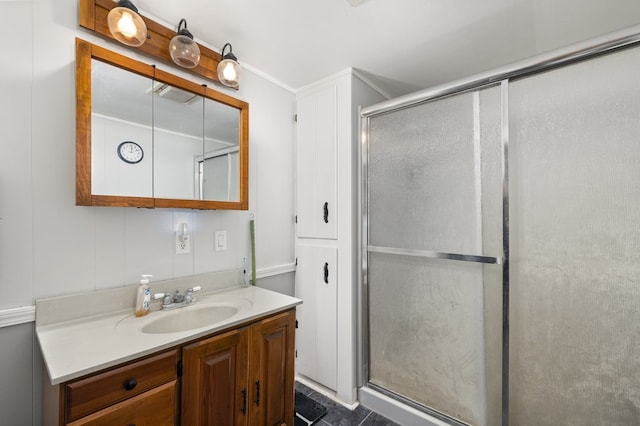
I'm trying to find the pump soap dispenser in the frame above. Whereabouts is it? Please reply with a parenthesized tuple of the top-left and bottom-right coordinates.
(134, 274, 153, 317)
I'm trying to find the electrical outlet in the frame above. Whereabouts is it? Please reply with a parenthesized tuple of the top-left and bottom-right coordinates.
(176, 232, 191, 254)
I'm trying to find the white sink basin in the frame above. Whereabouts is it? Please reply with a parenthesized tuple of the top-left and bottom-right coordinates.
(140, 303, 240, 334)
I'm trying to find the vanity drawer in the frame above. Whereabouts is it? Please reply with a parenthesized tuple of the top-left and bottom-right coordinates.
(65, 349, 178, 421)
(66, 380, 176, 426)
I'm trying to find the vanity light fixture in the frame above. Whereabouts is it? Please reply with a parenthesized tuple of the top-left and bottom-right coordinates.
(107, 0, 147, 47)
(169, 19, 201, 69)
(217, 43, 241, 88)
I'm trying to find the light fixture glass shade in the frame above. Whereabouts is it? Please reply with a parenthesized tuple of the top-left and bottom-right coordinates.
(107, 1, 147, 47)
(217, 43, 240, 88)
(169, 26, 201, 69)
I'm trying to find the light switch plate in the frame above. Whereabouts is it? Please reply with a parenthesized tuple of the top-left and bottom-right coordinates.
(215, 230, 227, 251)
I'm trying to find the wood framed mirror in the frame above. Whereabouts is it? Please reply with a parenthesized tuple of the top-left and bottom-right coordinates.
(76, 38, 249, 210)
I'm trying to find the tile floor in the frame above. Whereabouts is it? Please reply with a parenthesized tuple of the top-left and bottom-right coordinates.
(295, 382, 400, 426)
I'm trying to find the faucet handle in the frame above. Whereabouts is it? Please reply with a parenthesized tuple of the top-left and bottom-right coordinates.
(154, 293, 173, 306)
(185, 286, 201, 304)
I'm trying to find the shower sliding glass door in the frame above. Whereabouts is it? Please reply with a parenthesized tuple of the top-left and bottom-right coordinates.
(508, 46, 640, 425)
(362, 29, 640, 426)
(364, 85, 505, 426)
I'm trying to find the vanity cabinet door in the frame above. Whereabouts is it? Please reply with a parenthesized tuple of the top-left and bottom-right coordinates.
(181, 327, 250, 426)
(181, 309, 296, 426)
(248, 310, 296, 426)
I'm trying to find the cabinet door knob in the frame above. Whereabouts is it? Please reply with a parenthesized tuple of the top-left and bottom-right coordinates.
(324, 262, 329, 284)
(123, 378, 137, 391)
(241, 388, 247, 415)
(323, 202, 329, 223)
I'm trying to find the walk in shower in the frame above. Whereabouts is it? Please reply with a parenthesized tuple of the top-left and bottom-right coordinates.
(359, 26, 640, 426)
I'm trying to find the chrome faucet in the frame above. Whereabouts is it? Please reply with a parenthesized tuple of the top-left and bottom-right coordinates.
(154, 286, 201, 311)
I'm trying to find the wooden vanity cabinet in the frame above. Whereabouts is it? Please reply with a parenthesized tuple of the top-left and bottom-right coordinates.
(181, 309, 296, 426)
(48, 309, 296, 426)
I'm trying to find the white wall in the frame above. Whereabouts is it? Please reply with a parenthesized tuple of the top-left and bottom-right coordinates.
(0, 0, 295, 423)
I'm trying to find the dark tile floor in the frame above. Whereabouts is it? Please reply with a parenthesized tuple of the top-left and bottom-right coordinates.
(295, 381, 400, 426)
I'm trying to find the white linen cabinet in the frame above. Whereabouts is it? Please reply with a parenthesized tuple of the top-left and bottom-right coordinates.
(294, 70, 385, 403)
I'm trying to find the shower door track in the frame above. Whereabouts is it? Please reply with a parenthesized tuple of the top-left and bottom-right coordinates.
(360, 23, 640, 426)
(368, 382, 472, 426)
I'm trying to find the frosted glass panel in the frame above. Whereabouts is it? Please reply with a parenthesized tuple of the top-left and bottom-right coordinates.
(368, 87, 502, 256)
(509, 46, 640, 425)
(368, 253, 500, 425)
(366, 85, 503, 426)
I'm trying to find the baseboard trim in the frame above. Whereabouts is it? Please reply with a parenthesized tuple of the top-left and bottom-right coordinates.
(295, 375, 360, 411)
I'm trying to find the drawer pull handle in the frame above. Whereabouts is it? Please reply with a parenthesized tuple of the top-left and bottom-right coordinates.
(123, 378, 137, 391)
(324, 262, 329, 284)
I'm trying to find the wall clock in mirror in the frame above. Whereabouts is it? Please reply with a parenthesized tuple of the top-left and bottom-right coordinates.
(117, 141, 144, 164)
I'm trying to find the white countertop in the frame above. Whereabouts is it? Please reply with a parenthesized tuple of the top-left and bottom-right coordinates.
(36, 286, 301, 385)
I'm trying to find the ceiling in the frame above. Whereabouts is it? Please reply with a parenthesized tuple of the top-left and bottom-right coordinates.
(134, 0, 640, 98)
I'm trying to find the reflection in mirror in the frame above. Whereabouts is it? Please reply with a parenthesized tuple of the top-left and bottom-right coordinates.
(200, 96, 241, 201)
(153, 81, 204, 200)
(91, 59, 153, 198)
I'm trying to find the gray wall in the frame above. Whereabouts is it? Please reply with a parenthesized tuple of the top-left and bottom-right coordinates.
(0, 0, 296, 424)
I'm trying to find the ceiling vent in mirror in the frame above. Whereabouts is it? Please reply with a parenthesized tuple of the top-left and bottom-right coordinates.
(148, 82, 199, 104)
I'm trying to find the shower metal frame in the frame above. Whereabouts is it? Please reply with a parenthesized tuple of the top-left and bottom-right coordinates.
(358, 24, 640, 426)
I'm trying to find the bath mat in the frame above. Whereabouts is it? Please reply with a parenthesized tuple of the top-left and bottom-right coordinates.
(295, 391, 327, 425)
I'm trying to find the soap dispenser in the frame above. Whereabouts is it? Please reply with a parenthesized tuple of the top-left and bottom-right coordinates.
(134, 274, 153, 317)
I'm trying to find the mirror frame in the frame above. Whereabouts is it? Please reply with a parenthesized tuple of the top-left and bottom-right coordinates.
(76, 38, 249, 210)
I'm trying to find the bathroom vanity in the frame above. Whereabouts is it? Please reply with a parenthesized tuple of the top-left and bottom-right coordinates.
(37, 284, 300, 426)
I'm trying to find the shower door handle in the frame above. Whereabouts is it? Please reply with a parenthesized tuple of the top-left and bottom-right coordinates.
(324, 262, 329, 284)
(323, 202, 329, 223)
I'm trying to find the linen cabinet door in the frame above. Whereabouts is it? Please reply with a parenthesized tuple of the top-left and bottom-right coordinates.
(181, 327, 250, 426)
(248, 310, 296, 426)
(294, 244, 338, 390)
(296, 84, 338, 240)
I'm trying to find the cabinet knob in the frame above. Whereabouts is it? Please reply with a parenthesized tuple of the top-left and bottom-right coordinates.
(123, 378, 137, 391)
